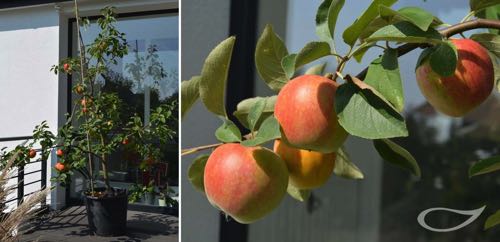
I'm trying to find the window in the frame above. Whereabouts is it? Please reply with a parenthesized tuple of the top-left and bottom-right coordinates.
(68, 10, 179, 205)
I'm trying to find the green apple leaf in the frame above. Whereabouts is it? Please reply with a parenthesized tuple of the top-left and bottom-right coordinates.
(429, 41, 458, 77)
(380, 6, 435, 31)
(316, 0, 345, 43)
(241, 115, 281, 147)
(181, 76, 201, 118)
(215, 119, 242, 143)
(485, 209, 500, 230)
(305, 63, 327, 75)
(365, 21, 442, 44)
(471, 33, 500, 58)
(470, 0, 500, 12)
(476, 5, 500, 34)
(199, 37, 236, 117)
(334, 146, 364, 179)
(295, 42, 332, 68)
(342, 0, 397, 46)
(247, 98, 267, 132)
(373, 139, 420, 177)
(416, 47, 434, 69)
(488, 52, 500, 93)
(287, 184, 311, 202)
(233, 96, 277, 130)
(469, 155, 500, 177)
(188, 154, 210, 193)
(255, 24, 289, 91)
(364, 48, 404, 112)
(282, 54, 298, 79)
(335, 76, 408, 139)
(283, 42, 331, 78)
(470, 35, 500, 92)
(353, 43, 375, 63)
(359, 14, 442, 42)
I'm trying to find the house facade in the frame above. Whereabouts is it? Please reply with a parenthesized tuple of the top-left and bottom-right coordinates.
(0, 0, 178, 211)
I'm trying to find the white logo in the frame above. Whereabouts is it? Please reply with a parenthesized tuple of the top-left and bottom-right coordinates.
(417, 206, 486, 232)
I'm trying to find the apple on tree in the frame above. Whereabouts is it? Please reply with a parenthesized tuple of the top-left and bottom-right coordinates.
(204, 143, 289, 224)
(416, 39, 494, 117)
(274, 75, 348, 153)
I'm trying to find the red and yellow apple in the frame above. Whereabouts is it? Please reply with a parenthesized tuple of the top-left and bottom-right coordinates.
(55, 162, 66, 172)
(274, 74, 347, 153)
(416, 39, 494, 117)
(28, 149, 37, 158)
(204, 143, 288, 224)
(56, 149, 64, 157)
(274, 139, 335, 189)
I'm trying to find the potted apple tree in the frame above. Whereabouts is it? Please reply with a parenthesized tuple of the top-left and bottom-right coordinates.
(50, 3, 177, 236)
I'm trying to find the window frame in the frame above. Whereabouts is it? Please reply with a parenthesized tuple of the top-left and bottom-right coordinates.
(65, 7, 179, 207)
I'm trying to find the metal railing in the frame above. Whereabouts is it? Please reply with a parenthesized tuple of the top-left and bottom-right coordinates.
(1, 136, 48, 207)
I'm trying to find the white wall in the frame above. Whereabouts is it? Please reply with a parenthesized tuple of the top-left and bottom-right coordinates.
(0, 5, 62, 210)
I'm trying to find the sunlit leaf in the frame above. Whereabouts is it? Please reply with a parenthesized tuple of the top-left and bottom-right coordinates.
(199, 37, 236, 117)
(255, 25, 289, 91)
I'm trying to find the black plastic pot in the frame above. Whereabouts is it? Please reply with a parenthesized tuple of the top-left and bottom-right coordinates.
(84, 188, 128, 236)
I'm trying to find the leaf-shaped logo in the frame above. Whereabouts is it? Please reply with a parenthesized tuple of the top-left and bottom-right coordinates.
(417, 206, 486, 232)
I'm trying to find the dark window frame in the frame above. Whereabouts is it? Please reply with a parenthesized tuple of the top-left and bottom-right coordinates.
(0, 0, 70, 10)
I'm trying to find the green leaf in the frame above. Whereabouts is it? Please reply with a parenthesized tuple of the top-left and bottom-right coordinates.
(485, 209, 500, 230)
(247, 98, 267, 132)
(199, 37, 236, 117)
(471, 33, 500, 58)
(373, 139, 420, 177)
(416, 47, 434, 69)
(380, 6, 435, 31)
(473, 35, 500, 92)
(215, 119, 242, 143)
(359, 14, 442, 42)
(429, 41, 458, 77)
(181, 76, 201, 118)
(241, 115, 281, 147)
(470, 0, 500, 12)
(335, 76, 408, 139)
(233, 96, 277, 129)
(316, 0, 345, 43)
(364, 48, 404, 112)
(282, 54, 297, 79)
(255, 24, 289, 91)
(342, 0, 398, 46)
(353, 43, 375, 63)
(365, 21, 442, 44)
(281, 42, 331, 79)
(469, 155, 500, 177)
(305, 63, 327, 75)
(287, 184, 311, 202)
(295, 41, 331, 68)
(334, 147, 364, 179)
(476, 5, 500, 34)
(487, 52, 500, 93)
(188, 154, 209, 193)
